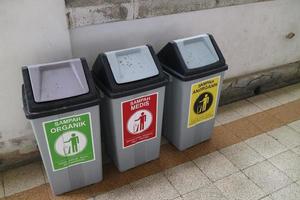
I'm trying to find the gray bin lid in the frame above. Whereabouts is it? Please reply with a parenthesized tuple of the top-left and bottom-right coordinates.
(27, 58, 89, 103)
(105, 46, 159, 84)
(174, 34, 219, 69)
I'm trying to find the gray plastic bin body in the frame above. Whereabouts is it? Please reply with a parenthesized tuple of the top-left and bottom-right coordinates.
(30, 106, 102, 194)
(92, 45, 167, 171)
(22, 58, 102, 195)
(158, 34, 228, 151)
(100, 87, 165, 171)
(164, 72, 224, 150)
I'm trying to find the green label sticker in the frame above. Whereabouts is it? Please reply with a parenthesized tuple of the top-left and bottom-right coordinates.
(43, 113, 95, 171)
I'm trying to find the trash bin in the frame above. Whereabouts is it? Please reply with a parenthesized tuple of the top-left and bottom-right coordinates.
(22, 58, 102, 195)
(158, 34, 228, 150)
(92, 45, 168, 172)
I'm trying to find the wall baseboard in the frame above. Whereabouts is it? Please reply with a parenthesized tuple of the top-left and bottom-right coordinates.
(220, 61, 300, 105)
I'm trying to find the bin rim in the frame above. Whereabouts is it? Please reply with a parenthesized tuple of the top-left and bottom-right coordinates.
(93, 72, 168, 98)
(161, 63, 228, 81)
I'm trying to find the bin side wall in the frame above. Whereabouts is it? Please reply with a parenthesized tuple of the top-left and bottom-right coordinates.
(164, 72, 224, 150)
(101, 87, 165, 172)
(30, 106, 102, 195)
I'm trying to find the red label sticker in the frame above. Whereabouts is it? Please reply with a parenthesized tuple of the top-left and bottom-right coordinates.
(121, 93, 158, 148)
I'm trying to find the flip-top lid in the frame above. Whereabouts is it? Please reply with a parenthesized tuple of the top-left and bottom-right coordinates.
(92, 45, 168, 98)
(158, 34, 228, 81)
(22, 58, 100, 119)
(105, 46, 159, 84)
(174, 34, 219, 69)
(28, 59, 89, 102)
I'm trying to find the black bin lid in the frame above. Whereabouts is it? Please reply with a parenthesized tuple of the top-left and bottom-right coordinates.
(92, 45, 168, 98)
(158, 34, 228, 81)
(22, 58, 100, 119)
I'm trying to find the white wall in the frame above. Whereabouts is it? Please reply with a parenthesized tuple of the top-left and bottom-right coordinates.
(0, 0, 72, 150)
(70, 0, 300, 79)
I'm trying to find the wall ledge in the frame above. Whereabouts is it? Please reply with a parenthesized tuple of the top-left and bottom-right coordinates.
(65, 0, 272, 29)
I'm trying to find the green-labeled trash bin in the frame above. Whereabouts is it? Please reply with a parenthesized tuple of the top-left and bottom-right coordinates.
(92, 45, 168, 172)
(158, 34, 228, 150)
(22, 58, 102, 195)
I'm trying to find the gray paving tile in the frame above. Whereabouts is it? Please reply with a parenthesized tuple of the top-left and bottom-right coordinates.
(220, 142, 264, 169)
(268, 126, 300, 149)
(268, 151, 300, 181)
(173, 197, 183, 200)
(292, 146, 300, 155)
(271, 183, 300, 200)
(164, 162, 211, 195)
(228, 100, 262, 117)
(288, 120, 300, 132)
(95, 185, 138, 200)
(265, 88, 298, 104)
(247, 94, 281, 111)
(214, 172, 265, 200)
(245, 133, 287, 158)
(259, 196, 272, 200)
(216, 105, 242, 125)
(194, 151, 238, 182)
(182, 184, 227, 200)
(243, 160, 292, 194)
(130, 173, 179, 200)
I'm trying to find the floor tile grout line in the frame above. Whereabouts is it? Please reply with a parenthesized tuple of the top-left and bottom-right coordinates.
(240, 159, 292, 196)
(191, 159, 215, 183)
(189, 159, 232, 200)
(233, 99, 264, 117)
(177, 179, 230, 200)
(286, 123, 300, 135)
(264, 87, 298, 105)
(216, 144, 274, 197)
(266, 127, 300, 150)
(190, 155, 232, 200)
(266, 149, 300, 182)
(265, 181, 299, 198)
(160, 170, 181, 199)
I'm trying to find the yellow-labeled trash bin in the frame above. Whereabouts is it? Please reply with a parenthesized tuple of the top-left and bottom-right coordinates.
(158, 34, 228, 150)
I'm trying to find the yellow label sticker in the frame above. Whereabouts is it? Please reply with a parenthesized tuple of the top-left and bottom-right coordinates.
(188, 76, 220, 128)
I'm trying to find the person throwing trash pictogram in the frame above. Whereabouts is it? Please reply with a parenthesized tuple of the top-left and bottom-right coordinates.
(64, 133, 80, 154)
(197, 94, 210, 113)
(135, 112, 147, 132)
